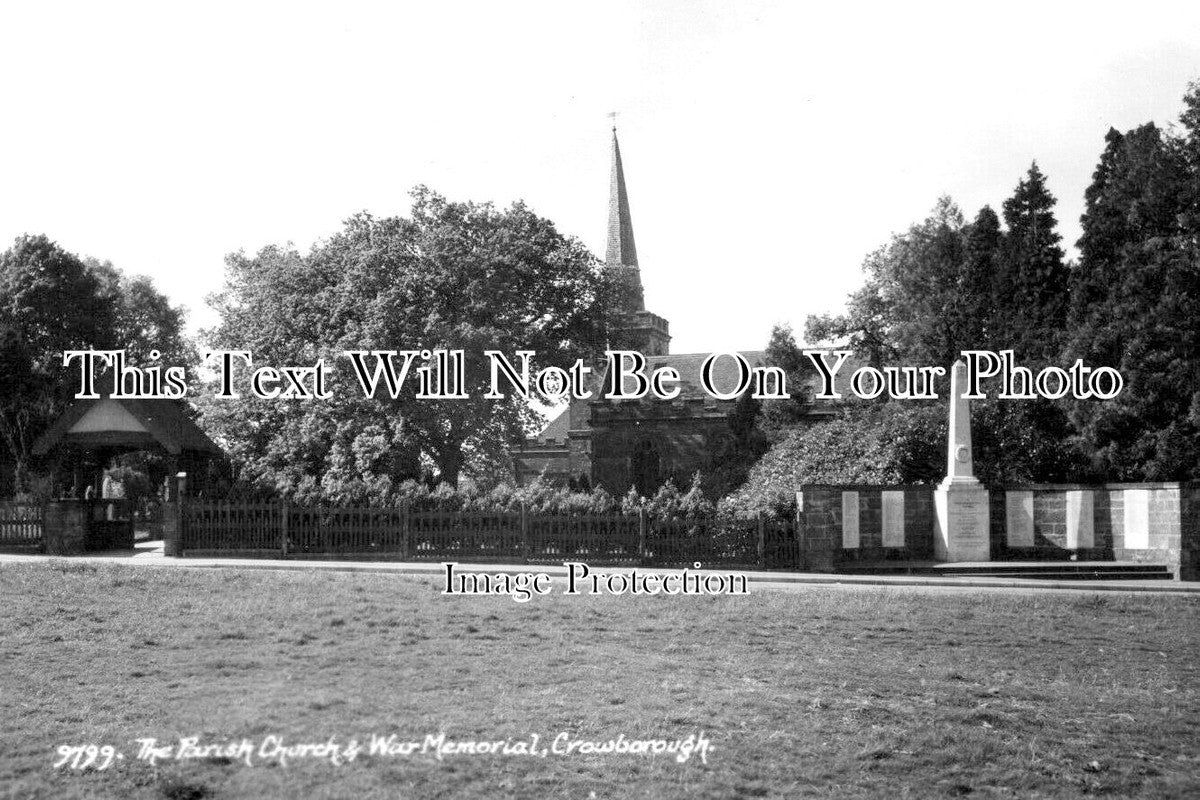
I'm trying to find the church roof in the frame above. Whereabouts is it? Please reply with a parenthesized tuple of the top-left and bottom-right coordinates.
(632, 351, 768, 401)
(525, 351, 768, 445)
(633, 349, 864, 401)
(606, 129, 639, 269)
(529, 403, 572, 445)
(524, 346, 866, 443)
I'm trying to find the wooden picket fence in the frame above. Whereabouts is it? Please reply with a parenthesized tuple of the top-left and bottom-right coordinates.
(0, 502, 44, 548)
(179, 500, 802, 568)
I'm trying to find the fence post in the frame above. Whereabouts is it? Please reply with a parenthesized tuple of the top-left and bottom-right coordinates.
(638, 508, 647, 563)
(757, 512, 766, 568)
(163, 472, 187, 557)
(401, 502, 410, 560)
(520, 502, 529, 563)
(280, 498, 289, 557)
(795, 490, 806, 570)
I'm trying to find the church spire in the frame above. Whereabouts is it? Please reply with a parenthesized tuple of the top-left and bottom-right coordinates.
(602, 123, 667, 354)
(606, 127, 639, 268)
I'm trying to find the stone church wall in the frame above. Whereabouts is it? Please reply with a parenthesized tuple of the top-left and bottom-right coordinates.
(590, 416, 719, 496)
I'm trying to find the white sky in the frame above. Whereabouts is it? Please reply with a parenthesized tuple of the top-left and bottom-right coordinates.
(3, 1, 1200, 354)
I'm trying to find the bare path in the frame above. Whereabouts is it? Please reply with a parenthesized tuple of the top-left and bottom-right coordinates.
(1, 541, 1196, 596)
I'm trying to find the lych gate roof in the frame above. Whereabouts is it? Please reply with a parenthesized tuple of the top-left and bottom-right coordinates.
(33, 395, 222, 456)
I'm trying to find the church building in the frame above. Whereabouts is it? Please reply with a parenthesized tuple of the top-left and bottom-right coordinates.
(511, 128, 767, 496)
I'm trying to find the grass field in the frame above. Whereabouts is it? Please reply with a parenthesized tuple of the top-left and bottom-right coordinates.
(0, 562, 1197, 799)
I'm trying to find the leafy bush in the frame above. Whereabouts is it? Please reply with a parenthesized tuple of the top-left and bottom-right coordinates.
(201, 471, 726, 525)
(720, 396, 1091, 519)
(721, 401, 945, 519)
(643, 474, 714, 519)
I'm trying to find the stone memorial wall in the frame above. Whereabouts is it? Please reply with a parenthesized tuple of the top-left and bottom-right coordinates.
(799, 485, 935, 565)
(798, 480, 1200, 579)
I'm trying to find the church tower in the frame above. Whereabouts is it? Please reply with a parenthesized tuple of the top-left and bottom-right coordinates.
(512, 124, 774, 491)
(606, 128, 671, 356)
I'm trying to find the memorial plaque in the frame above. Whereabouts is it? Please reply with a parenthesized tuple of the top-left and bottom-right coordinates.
(947, 491, 988, 544)
(841, 491, 860, 549)
(1005, 490, 1034, 547)
(1123, 489, 1150, 549)
(881, 491, 905, 547)
(1066, 490, 1094, 549)
(935, 486, 991, 562)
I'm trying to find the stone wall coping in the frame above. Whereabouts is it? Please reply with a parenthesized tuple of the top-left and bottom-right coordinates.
(800, 481, 1197, 493)
(999, 482, 1190, 491)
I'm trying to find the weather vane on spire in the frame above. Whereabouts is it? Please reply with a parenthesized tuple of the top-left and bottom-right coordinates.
(607, 111, 618, 130)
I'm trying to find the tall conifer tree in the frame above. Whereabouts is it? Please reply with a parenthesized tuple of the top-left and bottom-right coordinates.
(961, 205, 1002, 349)
(999, 163, 1068, 360)
(1067, 83, 1200, 479)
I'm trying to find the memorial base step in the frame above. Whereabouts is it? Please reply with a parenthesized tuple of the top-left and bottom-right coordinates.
(837, 561, 1173, 580)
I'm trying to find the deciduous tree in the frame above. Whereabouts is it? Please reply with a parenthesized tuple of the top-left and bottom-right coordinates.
(0, 235, 186, 493)
(203, 187, 612, 496)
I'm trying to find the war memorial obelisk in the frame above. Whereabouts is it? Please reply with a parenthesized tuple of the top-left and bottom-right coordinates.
(934, 360, 992, 561)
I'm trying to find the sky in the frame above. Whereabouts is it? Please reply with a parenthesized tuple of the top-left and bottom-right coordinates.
(3, 1, 1200, 355)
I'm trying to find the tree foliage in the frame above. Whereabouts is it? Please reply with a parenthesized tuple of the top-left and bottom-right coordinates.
(794, 80, 1200, 485)
(1065, 82, 1200, 479)
(759, 323, 811, 432)
(790, 157, 1092, 488)
(202, 187, 614, 499)
(86, 258, 195, 373)
(997, 163, 1069, 360)
(806, 197, 976, 371)
(806, 168, 1072, 371)
(721, 401, 946, 518)
(0, 235, 189, 494)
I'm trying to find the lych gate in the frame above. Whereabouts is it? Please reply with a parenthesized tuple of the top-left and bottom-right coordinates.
(32, 394, 223, 553)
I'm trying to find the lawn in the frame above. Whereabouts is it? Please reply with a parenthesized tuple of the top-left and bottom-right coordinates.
(0, 562, 1197, 799)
